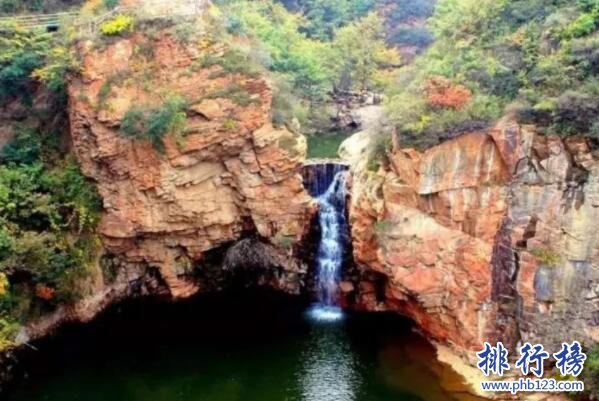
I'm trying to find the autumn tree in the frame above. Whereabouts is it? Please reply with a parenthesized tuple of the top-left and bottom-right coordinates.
(425, 75, 472, 110)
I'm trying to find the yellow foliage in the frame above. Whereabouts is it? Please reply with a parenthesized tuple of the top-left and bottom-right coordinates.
(0, 337, 13, 351)
(0, 317, 18, 351)
(100, 14, 134, 36)
(0, 273, 8, 297)
(509, 27, 526, 46)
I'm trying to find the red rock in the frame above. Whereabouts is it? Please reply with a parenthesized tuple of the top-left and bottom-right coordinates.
(348, 118, 599, 357)
(68, 31, 315, 298)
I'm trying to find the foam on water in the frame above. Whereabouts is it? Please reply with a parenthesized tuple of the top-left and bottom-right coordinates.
(305, 304, 345, 322)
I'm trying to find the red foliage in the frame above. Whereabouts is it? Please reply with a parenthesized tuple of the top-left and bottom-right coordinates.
(425, 75, 472, 110)
(35, 285, 56, 301)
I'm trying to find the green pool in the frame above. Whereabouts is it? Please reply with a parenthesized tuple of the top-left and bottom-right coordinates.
(6, 291, 476, 401)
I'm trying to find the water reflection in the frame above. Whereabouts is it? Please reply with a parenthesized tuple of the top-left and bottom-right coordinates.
(7, 293, 479, 401)
(299, 315, 360, 401)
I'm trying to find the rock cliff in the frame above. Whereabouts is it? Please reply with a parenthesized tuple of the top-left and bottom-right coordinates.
(67, 29, 315, 299)
(7, 13, 597, 396)
(345, 116, 599, 359)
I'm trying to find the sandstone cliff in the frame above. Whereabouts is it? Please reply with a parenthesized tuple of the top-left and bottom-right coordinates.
(345, 117, 599, 359)
(67, 28, 315, 299)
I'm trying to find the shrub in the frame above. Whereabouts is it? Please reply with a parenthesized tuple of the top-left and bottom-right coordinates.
(43, 156, 103, 232)
(278, 134, 301, 157)
(173, 21, 203, 44)
(0, 136, 102, 316)
(387, 0, 435, 23)
(0, 273, 8, 297)
(563, 12, 598, 39)
(100, 14, 134, 36)
(35, 284, 56, 301)
(222, 118, 237, 131)
(271, 73, 310, 129)
(32, 39, 77, 95)
(553, 88, 599, 135)
(582, 345, 599, 398)
(0, 317, 19, 350)
(590, 119, 599, 138)
(103, 0, 119, 9)
(390, 27, 434, 47)
(374, 219, 393, 233)
(196, 47, 264, 78)
(578, 0, 599, 12)
(366, 133, 391, 172)
(569, 34, 599, 75)
(120, 107, 145, 138)
(530, 247, 562, 267)
(425, 75, 472, 110)
(1, 127, 41, 164)
(95, 70, 130, 110)
(218, 49, 263, 78)
(121, 96, 187, 151)
(0, 23, 51, 104)
(274, 233, 294, 250)
(0, 0, 19, 13)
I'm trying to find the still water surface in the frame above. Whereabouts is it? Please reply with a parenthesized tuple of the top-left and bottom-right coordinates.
(7, 291, 477, 401)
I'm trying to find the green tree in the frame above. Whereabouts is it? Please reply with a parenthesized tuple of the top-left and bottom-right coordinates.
(280, 0, 374, 40)
(330, 12, 399, 91)
(384, 0, 599, 147)
(220, 0, 333, 100)
(0, 22, 52, 104)
(0, 126, 101, 337)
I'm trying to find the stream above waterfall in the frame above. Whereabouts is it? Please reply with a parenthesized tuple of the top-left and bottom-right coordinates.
(6, 291, 480, 401)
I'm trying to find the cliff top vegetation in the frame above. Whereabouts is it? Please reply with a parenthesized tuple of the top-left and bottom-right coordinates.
(385, 0, 599, 149)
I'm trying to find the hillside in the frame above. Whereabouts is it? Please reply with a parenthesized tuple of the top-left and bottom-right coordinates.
(385, 0, 599, 149)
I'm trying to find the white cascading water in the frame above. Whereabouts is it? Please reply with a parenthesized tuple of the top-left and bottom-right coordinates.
(307, 167, 348, 321)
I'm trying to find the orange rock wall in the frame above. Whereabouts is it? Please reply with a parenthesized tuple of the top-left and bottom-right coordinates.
(349, 119, 599, 356)
(68, 31, 314, 298)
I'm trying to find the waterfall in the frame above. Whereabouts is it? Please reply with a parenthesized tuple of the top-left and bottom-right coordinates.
(315, 171, 348, 305)
(303, 163, 349, 321)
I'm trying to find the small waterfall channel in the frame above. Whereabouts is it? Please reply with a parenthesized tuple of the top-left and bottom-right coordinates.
(302, 162, 350, 321)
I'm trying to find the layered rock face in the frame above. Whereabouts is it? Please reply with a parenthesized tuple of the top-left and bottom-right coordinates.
(346, 117, 599, 358)
(68, 29, 314, 298)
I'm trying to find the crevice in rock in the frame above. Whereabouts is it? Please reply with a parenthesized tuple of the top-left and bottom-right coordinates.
(515, 215, 538, 248)
(489, 214, 522, 351)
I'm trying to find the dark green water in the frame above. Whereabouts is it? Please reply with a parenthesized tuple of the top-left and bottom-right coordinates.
(6, 291, 476, 401)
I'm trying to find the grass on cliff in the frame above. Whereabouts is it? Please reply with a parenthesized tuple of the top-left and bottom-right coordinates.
(120, 96, 187, 152)
(581, 346, 599, 398)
